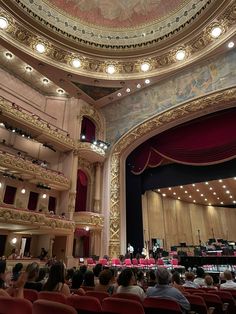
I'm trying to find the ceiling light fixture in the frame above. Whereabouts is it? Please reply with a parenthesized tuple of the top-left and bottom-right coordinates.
(230, 195, 233, 198)
(42, 193, 47, 199)
(228, 41, 235, 48)
(192, 184, 195, 187)
(106, 65, 116, 74)
(21, 188, 26, 194)
(5, 52, 13, 59)
(25, 66, 33, 72)
(126, 88, 131, 93)
(233, 201, 236, 204)
(178, 197, 181, 200)
(168, 188, 171, 190)
(140, 62, 150, 72)
(226, 190, 230, 194)
(219, 179, 223, 182)
(162, 193, 166, 197)
(210, 26, 223, 38)
(42, 78, 49, 84)
(35, 43, 46, 54)
(185, 190, 188, 194)
(220, 201, 224, 204)
(222, 185, 226, 188)
(137, 83, 141, 89)
(196, 189, 200, 192)
(0, 17, 8, 29)
(57, 89, 65, 94)
(72, 58, 82, 68)
(213, 192, 216, 195)
(145, 79, 150, 84)
(173, 192, 176, 195)
(205, 182, 209, 185)
(180, 186, 183, 189)
(175, 49, 186, 61)
(193, 200, 196, 203)
(117, 92, 122, 97)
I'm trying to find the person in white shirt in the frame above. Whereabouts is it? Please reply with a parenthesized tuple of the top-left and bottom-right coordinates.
(127, 243, 134, 259)
(117, 268, 145, 300)
(220, 270, 236, 290)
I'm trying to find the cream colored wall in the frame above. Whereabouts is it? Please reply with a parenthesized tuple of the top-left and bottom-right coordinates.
(142, 190, 236, 250)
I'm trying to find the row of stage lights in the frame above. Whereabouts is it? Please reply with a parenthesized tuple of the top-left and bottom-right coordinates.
(81, 135, 110, 150)
(157, 178, 236, 206)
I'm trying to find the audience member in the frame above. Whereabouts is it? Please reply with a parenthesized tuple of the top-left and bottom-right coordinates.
(220, 270, 236, 289)
(93, 263, 103, 285)
(71, 270, 84, 289)
(183, 272, 200, 288)
(81, 270, 95, 288)
(171, 271, 185, 293)
(194, 267, 205, 286)
(24, 262, 43, 291)
(147, 270, 157, 287)
(12, 263, 23, 282)
(204, 275, 217, 289)
(95, 269, 114, 294)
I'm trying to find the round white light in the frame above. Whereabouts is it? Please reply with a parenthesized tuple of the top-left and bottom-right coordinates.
(210, 26, 222, 38)
(178, 197, 181, 200)
(140, 62, 150, 72)
(228, 41, 234, 48)
(5, 52, 13, 59)
(42, 78, 49, 84)
(220, 201, 224, 204)
(85, 226, 89, 231)
(106, 65, 116, 74)
(126, 88, 131, 93)
(145, 79, 150, 84)
(81, 134, 86, 140)
(175, 49, 186, 61)
(0, 17, 8, 30)
(25, 66, 33, 72)
(137, 83, 141, 89)
(162, 193, 166, 197)
(21, 188, 26, 194)
(42, 193, 47, 199)
(117, 92, 122, 97)
(72, 58, 81, 68)
(35, 43, 46, 54)
(57, 89, 64, 94)
(11, 237, 17, 244)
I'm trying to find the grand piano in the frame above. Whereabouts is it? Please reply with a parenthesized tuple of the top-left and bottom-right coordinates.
(179, 256, 236, 269)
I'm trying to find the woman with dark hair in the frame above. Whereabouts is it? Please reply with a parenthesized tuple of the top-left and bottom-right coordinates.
(43, 261, 70, 296)
(171, 271, 185, 293)
(194, 267, 205, 287)
(12, 263, 23, 282)
(71, 270, 84, 289)
(24, 262, 43, 291)
(81, 270, 95, 288)
(116, 268, 145, 300)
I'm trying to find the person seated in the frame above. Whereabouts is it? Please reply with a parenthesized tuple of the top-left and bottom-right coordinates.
(171, 271, 185, 293)
(116, 268, 146, 300)
(183, 272, 200, 288)
(11, 263, 23, 283)
(38, 248, 47, 260)
(81, 270, 95, 289)
(193, 267, 205, 287)
(204, 275, 217, 289)
(8, 248, 18, 260)
(146, 270, 157, 287)
(43, 261, 70, 296)
(220, 270, 236, 289)
(95, 269, 114, 295)
(24, 262, 43, 291)
(146, 268, 190, 312)
(93, 263, 103, 285)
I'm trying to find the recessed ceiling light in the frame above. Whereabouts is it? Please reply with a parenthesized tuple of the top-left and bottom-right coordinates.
(175, 49, 186, 61)
(230, 195, 233, 199)
(178, 197, 181, 200)
(205, 198, 207, 201)
(213, 192, 216, 195)
(220, 201, 224, 204)
(21, 188, 26, 194)
(145, 79, 150, 84)
(234, 177, 236, 180)
(180, 186, 183, 189)
(201, 194, 204, 197)
(192, 184, 195, 187)
(72, 58, 82, 68)
(42, 78, 49, 84)
(173, 192, 176, 195)
(117, 92, 122, 97)
(226, 190, 230, 194)
(140, 62, 150, 72)
(219, 179, 223, 182)
(189, 195, 192, 198)
(25, 66, 33, 72)
(196, 189, 200, 192)
(210, 26, 223, 38)
(137, 83, 141, 89)
(217, 197, 220, 200)
(57, 88, 65, 94)
(0, 17, 9, 29)
(157, 189, 160, 192)
(233, 201, 236, 204)
(42, 193, 47, 199)
(35, 43, 46, 53)
(168, 188, 171, 190)
(222, 185, 226, 188)
(5, 52, 13, 59)
(106, 65, 116, 74)
(162, 193, 166, 197)
(205, 182, 209, 185)
(209, 187, 213, 190)
(193, 200, 196, 203)
(228, 41, 234, 48)
(185, 191, 188, 194)
(208, 203, 212, 206)
(126, 88, 131, 93)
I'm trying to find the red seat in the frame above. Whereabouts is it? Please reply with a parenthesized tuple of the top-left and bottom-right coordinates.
(33, 299, 76, 314)
(124, 259, 132, 267)
(220, 288, 236, 299)
(102, 297, 145, 314)
(85, 291, 109, 303)
(0, 297, 32, 314)
(139, 258, 148, 268)
(156, 259, 167, 267)
(98, 259, 108, 266)
(185, 294, 208, 314)
(87, 258, 96, 267)
(24, 289, 39, 303)
(194, 292, 224, 314)
(171, 259, 179, 268)
(70, 288, 85, 295)
(112, 292, 143, 303)
(67, 295, 102, 313)
(38, 291, 67, 304)
(148, 258, 156, 267)
(208, 290, 236, 314)
(143, 297, 182, 314)
(132, 258, 141, 267)
(111, 258, 122, 267)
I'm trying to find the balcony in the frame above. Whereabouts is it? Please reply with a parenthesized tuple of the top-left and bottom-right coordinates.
(0, 150, 70, 190)
(73, 211, 104, 230)
(0, 97, 75, 152)
(77, 142, 106, 163)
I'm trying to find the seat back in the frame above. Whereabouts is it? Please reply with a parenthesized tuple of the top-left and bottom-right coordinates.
(33, 299, 76, 314)
(156, 259, 164, 266)
(38, 291, 67, 304)
(208, 290, 235, 314)
(87, 258, 95, 265)
(194, 293, 223, 314)
(171, 259, 178, 266)
(124, 259, 132, 266)
(112, 292, 143, 303)
(0, 297, 32, 314)
(98, 259, 108, 266)
(102, 297, 145, 314)
(143, 297, 182, 314)
(85, 291, 109, 303)
(185, 295, 208, 314)
(132, 258, 139, 266)
(139, 258, 148, 266)
(148, 258, 155, 265)
(111, 258, 121, 266)
(67, 295, 102, 313)
(24, 289, 39, 303)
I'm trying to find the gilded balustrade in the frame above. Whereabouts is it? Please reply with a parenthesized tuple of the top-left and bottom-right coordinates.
(73, 211, 104, 230)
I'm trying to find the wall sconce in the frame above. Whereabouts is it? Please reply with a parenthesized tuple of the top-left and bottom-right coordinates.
(11, 237, 17, 244)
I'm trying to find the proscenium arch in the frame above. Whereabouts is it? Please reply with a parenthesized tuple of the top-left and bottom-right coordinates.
(108, 86, 236, 257)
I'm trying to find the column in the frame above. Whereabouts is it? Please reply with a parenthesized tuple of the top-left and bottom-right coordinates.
(90, 229, 101, 257)
(65, 233, 76, 268)
(68, 152, 79, 219)
(93, 163, 101, 213)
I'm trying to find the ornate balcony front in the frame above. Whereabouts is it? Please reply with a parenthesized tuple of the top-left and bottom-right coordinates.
(76, 142, 106, 163)
(0, 151, 70, 190)
(0, 97, 75, 152)
(73, 211, 104, 230)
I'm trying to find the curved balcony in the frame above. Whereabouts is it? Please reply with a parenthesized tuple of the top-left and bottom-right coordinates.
(0, 151, 70, 190)
(0, 205, 74, 234)
(0, 97, 75, 152)
(76, 142, 106, 163)
(73, 211, 104, 230)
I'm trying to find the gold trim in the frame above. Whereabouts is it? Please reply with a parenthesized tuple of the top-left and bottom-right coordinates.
(73, 211, 104, 230)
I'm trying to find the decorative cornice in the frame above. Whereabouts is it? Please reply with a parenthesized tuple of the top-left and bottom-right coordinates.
(73, 211, 104, 230)
(108, 86, 236, 256)
(0, 205, 75, 231)
(0, 150, 70, 190)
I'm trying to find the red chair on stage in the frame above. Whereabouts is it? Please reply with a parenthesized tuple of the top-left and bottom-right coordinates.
(102, 297, 145, 314)
(124, 258, 132, 267)
(0, 297, 32, 314)
(156, 258, 167, 267)
(139, 258, 148, 268)
(112, 292, 143, 303)
(67, 295, 102, 313)
(85, 291, 109, 303)
(87, 257, 96, 267)
(143, 297, 182, 314)
(24, 288, 39, 303)
(148, 258, 156, 268)
(185, 294, 209, 314)
(98, 258, 108, 266)
(38, 291, 67, 304)
(171, 258, 179, 268)
(111, 258, 122, 267)
(132, 258, 141, 267)
(33, 299, 76, 314)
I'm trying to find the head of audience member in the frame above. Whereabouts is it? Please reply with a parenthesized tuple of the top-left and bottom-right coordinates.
(172, 271, 182, 285)
(12, 263, 23, 281)
(93, 263, 103, 278)
(204, 275, 214, 287)
(156, 268, 171, 285)
(99, 269, 113, 286)
(79, 265, 87, 276)
(71, 270, 84, 289)
(136, 270, 145, 282)
(36, 268, 47, 283)
(223, 270, 233, 281)
(65, 268, 75, 281)
(83, 270, 95, 287)
(117, 268, 135, 287)
(148, 270, 156, 284)
(196, 267, 205, 278)
(44, 261, 65, 291)
(185, 272, 195, 282)
(26, 262, 40, 282)
(0, 260, 6, 288)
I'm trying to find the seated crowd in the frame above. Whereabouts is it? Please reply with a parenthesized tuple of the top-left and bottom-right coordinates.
(0, 258, 236, 313)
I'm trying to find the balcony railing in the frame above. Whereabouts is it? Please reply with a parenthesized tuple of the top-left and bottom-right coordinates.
(73, 211, 104, 230)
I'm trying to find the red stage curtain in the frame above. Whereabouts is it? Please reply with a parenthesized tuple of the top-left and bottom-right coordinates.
(75, 170, 88, 212)
(130, 108, 236, 174)
(81, 117, 96, 143)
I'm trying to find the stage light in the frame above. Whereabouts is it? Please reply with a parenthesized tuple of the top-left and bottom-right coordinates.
(140, 62, 150, 72)
(175, 49, 186, 61)
(210, 26, 222, 38)
(35, 43, 46, 53)
(72, 58, 82, 68)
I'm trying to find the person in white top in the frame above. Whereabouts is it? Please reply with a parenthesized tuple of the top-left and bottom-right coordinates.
(127, 243, 134, 259)
(220, 270, 236, 290)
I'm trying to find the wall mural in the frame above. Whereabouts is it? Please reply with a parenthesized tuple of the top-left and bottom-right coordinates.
(101, 50, 236, 144)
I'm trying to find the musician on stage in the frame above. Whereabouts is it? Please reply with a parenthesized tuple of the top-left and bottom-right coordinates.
(127, 243, 134, 259)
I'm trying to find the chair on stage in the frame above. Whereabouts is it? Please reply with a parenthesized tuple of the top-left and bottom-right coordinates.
(24, 288, 39, 303)
(143, 297, 182, 314)
(102, 297, 145, 314)
(67, 295, 102, 313)
(156, 258, 167, 267)
(33, 299, 76, 314)
(112, 292, 143, 303)
(87, 257, 96, 267)
(0, 297, 32, 314)
(171, 258, 179, 268)
(38, 291, 67, 304)
(124, 258, 132, 267)
(111, 258, 122, 267)
(148, 258, 156, 268)
(98, 258, 108, 266)
(85, 291, 109, 304)
(139, 258, 148, 268)
(132, 258, 141, 268)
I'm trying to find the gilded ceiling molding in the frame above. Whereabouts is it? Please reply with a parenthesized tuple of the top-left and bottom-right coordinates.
(0, 97, 75, 149)
(0, 151, 70, 190)
(1, 2, 236, 79)
(108, 86, 236, 256)
(0, 205, 75, 231)
(73, 211, 104, 230)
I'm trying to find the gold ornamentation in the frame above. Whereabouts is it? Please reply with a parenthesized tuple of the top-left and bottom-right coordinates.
(80, 103, 105, 139)
(73, 211, 104, 230)
(109, 87, 236, 256)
